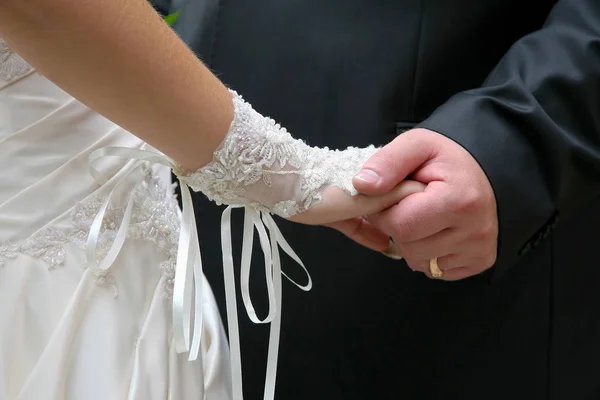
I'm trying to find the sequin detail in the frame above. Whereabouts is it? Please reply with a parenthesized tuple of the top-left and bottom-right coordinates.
(0, 170, 180, 297)
(0, 38, 34, 88)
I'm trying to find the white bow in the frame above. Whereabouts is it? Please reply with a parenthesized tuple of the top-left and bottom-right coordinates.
(86, 146, 312, 400)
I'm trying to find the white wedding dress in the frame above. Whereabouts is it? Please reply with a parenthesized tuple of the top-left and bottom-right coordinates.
(0, 39, 232, 400)
(0, 33, 381, 400)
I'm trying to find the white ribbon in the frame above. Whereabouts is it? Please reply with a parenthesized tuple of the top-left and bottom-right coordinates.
(87, 146, 312, 400)
(87, 147, 204, 361)
(221, 207, 312, 400)
(85, 158, 143, 277)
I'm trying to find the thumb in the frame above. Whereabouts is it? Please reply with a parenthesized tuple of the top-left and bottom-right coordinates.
(353, 129, 436, 196)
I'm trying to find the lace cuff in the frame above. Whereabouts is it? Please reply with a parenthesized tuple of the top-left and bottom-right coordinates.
(179, 90, 378, 217)
(87, 90, 379, 400)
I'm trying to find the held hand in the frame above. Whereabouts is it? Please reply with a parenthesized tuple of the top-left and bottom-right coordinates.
(180, 91, 426, 253)
(353, 128, 498, 280)
(288, 180, 426, 253)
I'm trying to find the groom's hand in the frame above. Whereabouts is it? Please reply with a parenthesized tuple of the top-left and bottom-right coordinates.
(353, 128, 498, 280)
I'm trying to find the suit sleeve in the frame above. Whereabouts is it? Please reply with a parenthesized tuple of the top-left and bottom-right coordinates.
(418, 0, 600, 278)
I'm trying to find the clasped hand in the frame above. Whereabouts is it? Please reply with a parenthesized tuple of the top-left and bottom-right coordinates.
(287, 128, 498, 281)
(352, 128, 499, 280)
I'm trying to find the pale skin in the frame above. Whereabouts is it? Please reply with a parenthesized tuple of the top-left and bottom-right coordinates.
(0, 0, 424, 253)
(354, 128, 499, 280)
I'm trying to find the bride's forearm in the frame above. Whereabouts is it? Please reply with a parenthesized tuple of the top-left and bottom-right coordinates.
(0, 0, 406, 228)
(0, 0, 231, 170)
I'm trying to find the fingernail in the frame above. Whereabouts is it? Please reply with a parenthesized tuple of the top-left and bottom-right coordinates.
(382, 239, 402, 260)
(354, 169, 381, 184)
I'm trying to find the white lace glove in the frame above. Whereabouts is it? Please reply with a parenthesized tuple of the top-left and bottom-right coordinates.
(86, 90, 417, 400)
(179, 90, 378, 217)
(173, 90, 393, 400)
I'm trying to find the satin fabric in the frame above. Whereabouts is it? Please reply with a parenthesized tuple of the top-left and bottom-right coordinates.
(0, 71, 232, 399)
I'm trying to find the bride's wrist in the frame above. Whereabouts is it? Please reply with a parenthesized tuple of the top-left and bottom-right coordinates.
(179, 90, 378, 217)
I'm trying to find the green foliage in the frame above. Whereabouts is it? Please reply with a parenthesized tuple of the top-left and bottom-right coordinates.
(163, 11, 180, 26)
(148, 1, 180, 26)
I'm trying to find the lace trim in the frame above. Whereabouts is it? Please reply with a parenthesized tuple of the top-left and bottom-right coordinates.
(0, 38, 34, 88)
(0, 169, 180, 298)
(0, 243, 17, 268)
(180, 91, 378, 218)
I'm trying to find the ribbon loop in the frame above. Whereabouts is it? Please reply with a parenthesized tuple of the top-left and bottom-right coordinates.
(240, 208, 277, 324)
(221, 208, 312, 400)
(88, 146, 312, 400)
(88, 146, 203, 361)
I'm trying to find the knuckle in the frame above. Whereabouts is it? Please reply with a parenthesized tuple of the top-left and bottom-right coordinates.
(484, 251, 497, 268)
(399, 244, 418, 260)
(471, 221, 496, 241)
(394, 230, 413, 244)
(389, 214, 417, 243)
(456, 188, 482, 213)
(473, 253, 496, 271)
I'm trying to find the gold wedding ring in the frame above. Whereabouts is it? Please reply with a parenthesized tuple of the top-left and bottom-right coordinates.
(429, 257, 444, 279)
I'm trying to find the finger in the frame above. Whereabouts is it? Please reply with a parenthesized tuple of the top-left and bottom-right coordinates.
(325, 217, 391, 252)
(404, 255, 469, 277)
(416, 261, 471, 281)
(396, 228, 462, 261)
(407, 254, 479, 272)
(351, 180, 427, 217)
(353, 129, 438, 196)
(362, 215, 403, 259)
(422, 260, 484, 281)
(420, 264, 468, 281)
(440, 254, 496, 272)
(369, 181, 455, 243)
(403, 257, 429, 273)
(436, 254, 465, 272)
(439, 267, 477, 281)
(294, 180, 426, 225)
(382, 238, 403, 260)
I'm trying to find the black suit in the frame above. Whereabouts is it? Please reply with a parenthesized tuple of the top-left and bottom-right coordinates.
(171, 0, 600, 398)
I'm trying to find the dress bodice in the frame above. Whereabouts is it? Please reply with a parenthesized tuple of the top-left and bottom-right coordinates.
(0, 37, 149, 242)
(0, 35, 209, 365)
(0, 37, 300, 400)
(0, 37, 233, 399)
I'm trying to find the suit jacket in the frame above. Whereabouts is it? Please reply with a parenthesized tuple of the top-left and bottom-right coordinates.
(171, 0, 600, 398)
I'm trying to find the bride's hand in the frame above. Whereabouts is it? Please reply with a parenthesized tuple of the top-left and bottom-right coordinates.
(178, 91, 425, 255)
(288, 180, 426, 252)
